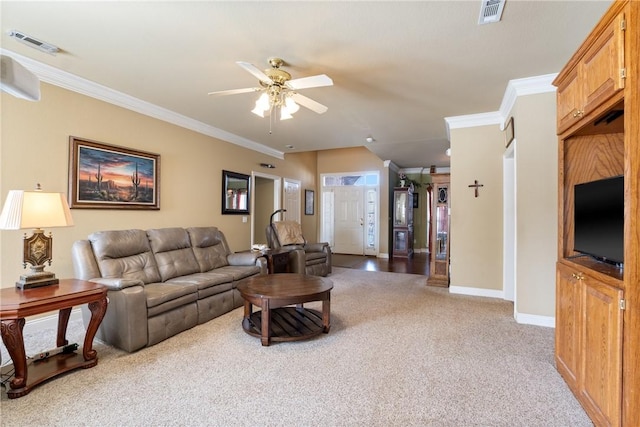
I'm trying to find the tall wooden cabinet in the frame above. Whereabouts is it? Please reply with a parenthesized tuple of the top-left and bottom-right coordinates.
(427, 173, 450, 287)
(553, 2, 639, 425)
(392, 186, 413, 258)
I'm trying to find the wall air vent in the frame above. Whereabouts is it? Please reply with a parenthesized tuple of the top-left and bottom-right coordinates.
(478, 0, 506, 25)
(8, 30, 59, 54)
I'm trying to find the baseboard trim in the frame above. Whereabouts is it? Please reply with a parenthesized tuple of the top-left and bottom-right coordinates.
(449, 286, 504, 299)
(515, 313, 555, 328)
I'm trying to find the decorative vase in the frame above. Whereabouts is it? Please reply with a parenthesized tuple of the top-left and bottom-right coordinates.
(399, 179, 406, 187)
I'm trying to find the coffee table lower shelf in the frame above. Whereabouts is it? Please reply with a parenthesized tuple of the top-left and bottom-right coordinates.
(242, 307, 328, 343)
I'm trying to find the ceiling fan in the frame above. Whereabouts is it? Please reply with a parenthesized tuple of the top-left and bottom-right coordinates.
(208, 58, 333, 120)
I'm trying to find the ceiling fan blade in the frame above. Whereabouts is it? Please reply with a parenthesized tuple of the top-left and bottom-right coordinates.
(236, 61, 274, 85)
(290, 92, 328, 114)
(287, 74, 333, 90)
(207, 87, 261, 96)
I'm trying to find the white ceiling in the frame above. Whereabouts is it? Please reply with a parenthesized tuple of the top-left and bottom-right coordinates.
(1, 1, 612, 169)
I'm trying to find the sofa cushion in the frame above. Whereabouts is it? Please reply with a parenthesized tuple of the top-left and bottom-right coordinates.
(89, 229, 161, 284)
(165, 272, 233, 291)
(187, 227, 230, 271)
(214, 265, 261, 282)
(147, 228, 200, 282)
(144, 282, 198, 309)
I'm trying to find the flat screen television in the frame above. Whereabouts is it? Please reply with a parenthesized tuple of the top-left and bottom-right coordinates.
(573, 175, 624, 265)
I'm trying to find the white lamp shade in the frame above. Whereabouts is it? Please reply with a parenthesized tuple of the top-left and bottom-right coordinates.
(0, 190, 74, 230)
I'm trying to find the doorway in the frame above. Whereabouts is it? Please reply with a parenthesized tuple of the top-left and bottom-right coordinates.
(251, 172, 281, 247)
(320, 172, 379, 256)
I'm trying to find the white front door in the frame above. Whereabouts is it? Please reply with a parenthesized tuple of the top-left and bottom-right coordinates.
(333, 186, 364, 254)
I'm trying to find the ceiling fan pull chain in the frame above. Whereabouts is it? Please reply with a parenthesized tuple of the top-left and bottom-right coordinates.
(269, 105, 274, 134)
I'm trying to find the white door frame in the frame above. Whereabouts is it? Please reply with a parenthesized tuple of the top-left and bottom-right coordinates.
(503, 142, 516, 305)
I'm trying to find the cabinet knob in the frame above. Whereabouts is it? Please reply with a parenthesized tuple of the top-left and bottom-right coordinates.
(572, 110, 584, 118)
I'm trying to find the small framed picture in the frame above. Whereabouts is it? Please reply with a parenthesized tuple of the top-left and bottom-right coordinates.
(305, 189, 314, 215)
(505, 117, 515, 148)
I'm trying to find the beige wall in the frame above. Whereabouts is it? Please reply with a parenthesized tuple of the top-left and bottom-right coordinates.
(285, 151, 319, 240)
(449, 91, 558, 320)
(0, 83, 315, 288)
(450, 125, 504, 291)
(513, 92, 558, 318)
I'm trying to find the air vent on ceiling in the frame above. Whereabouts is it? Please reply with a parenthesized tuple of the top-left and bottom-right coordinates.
(478, 0, 506, 25)
(8, 30, 59, 54)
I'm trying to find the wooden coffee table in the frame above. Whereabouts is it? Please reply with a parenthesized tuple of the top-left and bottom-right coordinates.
(236, 273, 333, 346)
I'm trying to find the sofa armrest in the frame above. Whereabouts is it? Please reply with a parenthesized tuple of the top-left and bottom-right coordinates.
(287, 249, 307, 274)
(255, 257, 268, 275)
(304, 242, 330, 253)
(89, 278, 145, 291)
(82, 283, 148, 353)
(227, 251, 260, 266)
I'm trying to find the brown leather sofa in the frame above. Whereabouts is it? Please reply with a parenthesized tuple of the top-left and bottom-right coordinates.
(71, 226, 266, 352)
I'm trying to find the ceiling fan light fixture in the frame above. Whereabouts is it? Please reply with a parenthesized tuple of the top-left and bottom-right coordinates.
(285, 96, 299, 114)
(251, 103, 265, 117)
(256, 92, 270, 110)
(280, 108, 293, 120)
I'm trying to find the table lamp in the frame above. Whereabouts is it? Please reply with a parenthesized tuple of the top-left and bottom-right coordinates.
(0, 184, 74, 289)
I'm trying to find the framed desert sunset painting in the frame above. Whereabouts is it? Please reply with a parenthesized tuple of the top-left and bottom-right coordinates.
(68, 136, 160, 209)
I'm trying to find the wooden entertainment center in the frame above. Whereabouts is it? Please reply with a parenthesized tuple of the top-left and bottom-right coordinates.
(553, 1, 639, 425)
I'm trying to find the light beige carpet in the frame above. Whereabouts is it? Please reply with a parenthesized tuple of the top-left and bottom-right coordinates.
(0, 268, 590, 426)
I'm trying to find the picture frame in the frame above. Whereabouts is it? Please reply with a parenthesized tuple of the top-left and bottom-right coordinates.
(222, 170, 250, 215)
(305, 189, 314, 215)
(505, 116, 515, 148)
(68, 136, 160, 210)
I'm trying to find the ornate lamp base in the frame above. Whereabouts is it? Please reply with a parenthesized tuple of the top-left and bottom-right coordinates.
(16, 270, 59, 290)
(16, 229, 60, 289)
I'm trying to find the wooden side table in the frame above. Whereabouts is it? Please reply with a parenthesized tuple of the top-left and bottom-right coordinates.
(262, 249, 290, 274)
(0, 279, 108, 398)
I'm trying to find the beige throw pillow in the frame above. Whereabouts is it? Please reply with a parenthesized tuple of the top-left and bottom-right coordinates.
(273, 221, 305, 246)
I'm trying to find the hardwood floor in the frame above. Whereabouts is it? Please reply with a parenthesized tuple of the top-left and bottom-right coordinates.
(332, 252, 430, 275)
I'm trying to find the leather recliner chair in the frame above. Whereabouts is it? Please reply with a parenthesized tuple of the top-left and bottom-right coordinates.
(265, 220, 332, 277)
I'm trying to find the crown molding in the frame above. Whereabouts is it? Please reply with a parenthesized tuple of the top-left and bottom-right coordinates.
(384, 160, 400, 172)
(499, 73, 557, 125)
(444, 72, 559, 137)
(444, 111, 503, 138)
(1, 49, 284, 160)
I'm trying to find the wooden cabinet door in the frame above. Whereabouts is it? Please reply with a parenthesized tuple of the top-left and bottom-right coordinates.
(557, 68, 582, 134)
(555, 263, 582, 391)
(582, 11, 625, 116)
(580, 278, 623, 427)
